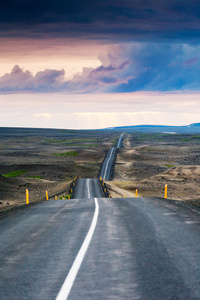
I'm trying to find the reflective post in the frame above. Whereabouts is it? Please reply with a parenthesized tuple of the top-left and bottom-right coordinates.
(26, 189, 29, 204)
(165, 184, 168, 199)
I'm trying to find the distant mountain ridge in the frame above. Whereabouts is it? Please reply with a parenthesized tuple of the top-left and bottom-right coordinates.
(105, 123, 200, 133)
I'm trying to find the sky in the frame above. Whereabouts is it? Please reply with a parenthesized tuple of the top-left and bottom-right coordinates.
(1, 0, 200, 129)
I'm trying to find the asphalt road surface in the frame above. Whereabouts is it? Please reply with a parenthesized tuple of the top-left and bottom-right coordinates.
(99, 147, 116, 180)
(0, 197, 199, 300)
(116, 133, 124, 148)
(100, 134, 124, 180)
(73, 178, 104, 199)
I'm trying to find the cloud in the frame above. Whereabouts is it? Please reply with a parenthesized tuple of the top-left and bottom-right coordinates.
(1, 42, 200, 93)
(1, 1, 200, 42)
(183, 57, 198, 66)
(0, 65, 65, 92)
(0, 54, 132, 93)
(111, 43, 200, 92)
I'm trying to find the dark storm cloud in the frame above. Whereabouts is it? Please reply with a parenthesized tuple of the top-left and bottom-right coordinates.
(111, 43, 200, 92)
(1, 0, 200, 41)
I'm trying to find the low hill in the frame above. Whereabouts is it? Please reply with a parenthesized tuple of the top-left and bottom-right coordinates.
(105, 123, 200, 133)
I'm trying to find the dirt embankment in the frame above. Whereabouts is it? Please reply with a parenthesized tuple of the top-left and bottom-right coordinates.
(110, 133, 200, 207)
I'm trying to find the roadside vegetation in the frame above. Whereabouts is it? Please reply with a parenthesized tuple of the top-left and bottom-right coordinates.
(2, 170, 27, 178)
(52, 151, 79, 156)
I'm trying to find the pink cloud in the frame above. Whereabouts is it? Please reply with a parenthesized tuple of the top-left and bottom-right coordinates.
(0, 55, 131, 93)
(0, 65, 65, 92)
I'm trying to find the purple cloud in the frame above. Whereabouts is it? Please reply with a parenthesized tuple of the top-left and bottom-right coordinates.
(1, 42, 200, 94)
(0, 65, 65, 92)
(0, 60, 131, 93)
(183, 57, 198, 66)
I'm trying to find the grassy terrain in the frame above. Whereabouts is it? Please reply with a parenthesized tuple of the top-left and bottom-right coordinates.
(2, 170, 27, 178)
(52, 151, 79, 156)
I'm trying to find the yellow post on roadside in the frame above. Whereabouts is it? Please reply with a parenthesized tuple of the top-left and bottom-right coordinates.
(100, 177, 102, 181)
(165, 184, 168, 199)
(26, 189, 29, 204)
(104, 188, 106, 193)
(55, 195, 57, 200)
(46, 190, 48, 200)
(135, 189, 138, 197)
(124, 195, 126, 198)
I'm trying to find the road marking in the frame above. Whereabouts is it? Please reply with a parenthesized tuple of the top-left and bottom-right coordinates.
(87, 179, 91, 199)
(162, 212, 176, 215)
(185, 220, 197, 224)
(56, 198, 99, 300)
(103, 147, 115, 179)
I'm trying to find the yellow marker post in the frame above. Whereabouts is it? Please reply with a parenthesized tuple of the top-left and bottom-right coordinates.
(46, 190, 48, 200)
(73, 182, 75, 186)
(135, 189, 138, 197)
(104, 188, 106, 193)
(109, 195, 111, 198)
(55, 196, 57, 200)
(165, 184, 168, 199)
(71, 188, 73, 193)
(26, 189, 29, 204)
(124, 195, 126, 198)
(100, 177, 102, 181)
(102, 182, 104, 186)
(68, 195, 70, 199)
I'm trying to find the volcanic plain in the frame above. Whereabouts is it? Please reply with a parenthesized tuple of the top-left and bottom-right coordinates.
(1, 128, 200, 213)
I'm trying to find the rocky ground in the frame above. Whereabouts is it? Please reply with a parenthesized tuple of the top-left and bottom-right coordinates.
(111, 133, 200, 207)
(1, 128, 200, 213)
(0, 127, 117, 213)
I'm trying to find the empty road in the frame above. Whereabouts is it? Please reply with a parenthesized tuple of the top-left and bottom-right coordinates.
(116, 133, 124, 148)
(0, 197, 200, 299)
(100, 134, 124, 180)
(0, 133, 200, 300)
(73, 178, 104, 199)
(99, 147, 116, 180)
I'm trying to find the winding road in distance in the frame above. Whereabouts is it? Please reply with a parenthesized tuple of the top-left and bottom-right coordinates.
(100, 133, 124, 180)
(0, 134, 200, 300)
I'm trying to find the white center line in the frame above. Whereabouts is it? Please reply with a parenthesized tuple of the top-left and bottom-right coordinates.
(87, 179, 91, 199)
(56, 198, 99, 300)
(162, 212, 176, 215)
